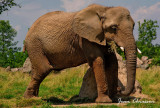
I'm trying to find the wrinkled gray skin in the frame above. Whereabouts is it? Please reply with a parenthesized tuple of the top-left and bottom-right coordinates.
(24, 4, 137, 103)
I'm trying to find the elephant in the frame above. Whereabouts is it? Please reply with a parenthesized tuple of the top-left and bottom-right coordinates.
(24, 4, 137, 103)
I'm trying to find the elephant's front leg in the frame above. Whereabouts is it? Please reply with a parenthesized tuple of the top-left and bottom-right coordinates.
(82, 39, 112, 103)
(92, 56, 112, 103)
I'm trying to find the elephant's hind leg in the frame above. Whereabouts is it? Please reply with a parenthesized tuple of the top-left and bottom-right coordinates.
(24, 46, 53, 98)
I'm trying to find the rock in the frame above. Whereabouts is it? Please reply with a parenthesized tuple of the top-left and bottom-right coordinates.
(79, 68, 97, 99)
(144, 60, 149, 64)
(116, 52, 123, 61)
(4, 57, 32, 73)
(137, 56, 151, 70)
(148, 59, 152, 64)
(134, 80, 142, 94)
(140, 64, 149, 70)
(22, 57, 32, 73)
(78, 52, 143, 100)
(11, 68, 19, 72)
(18, 67, 24, 71)
(141, 56, 148, 62)
(137, 57, 143, 68)
(5, 66, 11, 72)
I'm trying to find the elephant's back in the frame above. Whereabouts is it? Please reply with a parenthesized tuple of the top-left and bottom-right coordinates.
(25, 11, 77, 51)
(26, 11, 76, 39)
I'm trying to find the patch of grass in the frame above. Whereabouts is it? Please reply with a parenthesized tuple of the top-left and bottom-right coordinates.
(0, 71, 30, 99)
(127, 103, 160, 108)
(16, 98, 45, 107)
(136, 66, 160, 101)
(39, 103, 54, 108)
(0, 103, 10, 108)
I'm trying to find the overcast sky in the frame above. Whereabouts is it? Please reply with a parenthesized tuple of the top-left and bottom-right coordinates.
(0, 0, 160, 48)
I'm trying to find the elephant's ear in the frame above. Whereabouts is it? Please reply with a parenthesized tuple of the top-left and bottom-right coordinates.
(73, 4, 106, 45)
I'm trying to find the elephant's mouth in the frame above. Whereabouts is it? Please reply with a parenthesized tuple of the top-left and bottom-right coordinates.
(118, 46, 141, 54)
(111, 40, 140, 54)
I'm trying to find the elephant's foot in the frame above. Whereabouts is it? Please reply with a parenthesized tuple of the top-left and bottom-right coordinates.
(24, 88, 39, 99)
(95, 95, 112, 103)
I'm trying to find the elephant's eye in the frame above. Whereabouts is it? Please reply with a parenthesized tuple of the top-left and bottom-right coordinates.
(111, 24, 118, 31)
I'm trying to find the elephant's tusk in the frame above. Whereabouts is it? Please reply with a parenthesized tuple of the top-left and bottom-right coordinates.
(120, 47, 141, 54)
(137, 48, 142, 54)
(120, 47, 124, 51)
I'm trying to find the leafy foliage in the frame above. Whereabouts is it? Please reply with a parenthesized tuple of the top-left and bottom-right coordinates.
(151, 44, 160, 66)
(136, 19, 160, 65)
(0, 0, 20, 14)
(137, 19, 158, 47)
(0, 20, 28, 68)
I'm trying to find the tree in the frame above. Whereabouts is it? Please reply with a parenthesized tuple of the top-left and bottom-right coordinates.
(0, 20, 20, 67)
(137, 19, 159, 47)
(0, 20, 27, 68)
(0, 0, 20, 14)
(136, 19, 160, 65)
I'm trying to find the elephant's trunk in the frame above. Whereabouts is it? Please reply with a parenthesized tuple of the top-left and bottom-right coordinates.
(121, 37, 137, 96)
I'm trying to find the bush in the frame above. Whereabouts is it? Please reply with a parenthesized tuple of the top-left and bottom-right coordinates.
(9, 51, 28, 68)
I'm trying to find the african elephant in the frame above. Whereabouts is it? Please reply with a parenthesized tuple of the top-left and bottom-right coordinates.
(24, 4, 137, 103)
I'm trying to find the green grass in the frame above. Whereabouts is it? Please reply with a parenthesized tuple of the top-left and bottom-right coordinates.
(0, 65, 160, 107)
(136, 67, 160, 101)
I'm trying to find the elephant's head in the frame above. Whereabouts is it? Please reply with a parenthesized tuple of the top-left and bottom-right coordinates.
(73, 4, 137, 96)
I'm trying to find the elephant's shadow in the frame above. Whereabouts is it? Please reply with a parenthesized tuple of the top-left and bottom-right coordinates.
(42, 95, 138, 105)
(42, 95, 95, 105)
(42, 96, 65, 104)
